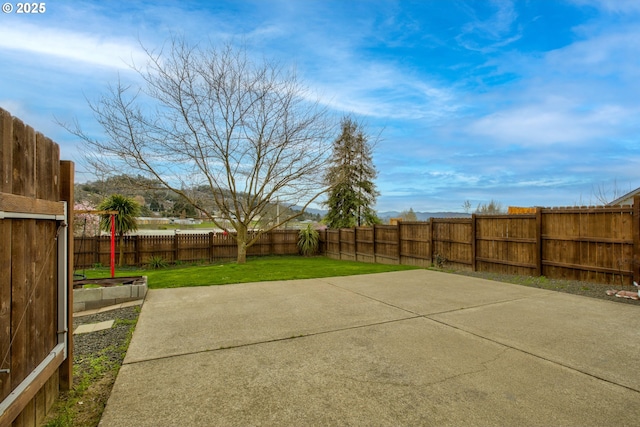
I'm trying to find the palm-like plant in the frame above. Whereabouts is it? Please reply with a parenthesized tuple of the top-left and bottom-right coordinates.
(98, 194, 141, 266)
(297, 224, 320, 257)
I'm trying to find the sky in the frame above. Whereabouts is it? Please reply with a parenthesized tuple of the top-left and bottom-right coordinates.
(1, 0, 640, 212)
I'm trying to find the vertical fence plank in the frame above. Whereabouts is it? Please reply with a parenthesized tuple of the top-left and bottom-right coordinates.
(0, 114, 12, 400)
(0, 218, 11, 401)
(397, 222, 402, 261)
(66, 202, 640, 288)
(59, 160, 74, 391)
(27, 220, 39, 374)
(319, 205, 636, 286)
(10, 220, 27, 390)
(0, 109, 13, 193)
(634, 196, 640, 285)
(1, 110, 69, 425)
(470, 215, 477, 271)
(535, 208, 542, 277)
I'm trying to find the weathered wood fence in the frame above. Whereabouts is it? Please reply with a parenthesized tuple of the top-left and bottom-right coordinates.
(0, 108, 74, 426)
(322, 201, 640, 286)
(74, 230, 299, 268)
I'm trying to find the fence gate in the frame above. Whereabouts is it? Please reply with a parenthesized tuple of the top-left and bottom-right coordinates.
(0, 108, 74, 426)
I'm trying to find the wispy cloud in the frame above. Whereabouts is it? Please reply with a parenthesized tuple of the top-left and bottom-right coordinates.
(0, 22, 147, 70)
(569, 0, 640, 14)
(456, 0, 522, 52)
(467, 102, 630, 146)
(1, 0, 639, 211)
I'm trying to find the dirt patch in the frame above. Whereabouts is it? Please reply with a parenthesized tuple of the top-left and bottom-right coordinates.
(451, 269, 640, 305)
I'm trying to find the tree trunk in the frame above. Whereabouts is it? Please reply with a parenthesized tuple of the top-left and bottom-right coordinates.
(236, 225, 248, 264)
(237, 241, 247, 264)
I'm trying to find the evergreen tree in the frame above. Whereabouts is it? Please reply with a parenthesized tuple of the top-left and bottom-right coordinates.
(324, 117, 380, 228)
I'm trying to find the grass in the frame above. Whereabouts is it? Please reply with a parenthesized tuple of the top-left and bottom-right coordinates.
(79, 255, 421, 289)
(53, 257, 418, 425)
(43, 308, 139, 427)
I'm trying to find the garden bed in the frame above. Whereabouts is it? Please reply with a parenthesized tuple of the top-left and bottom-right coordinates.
(73, 276, 147, 312)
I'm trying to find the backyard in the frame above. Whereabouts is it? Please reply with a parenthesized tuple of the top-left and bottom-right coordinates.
(46, 255, 639, 426)
(46, 256, 419, 427)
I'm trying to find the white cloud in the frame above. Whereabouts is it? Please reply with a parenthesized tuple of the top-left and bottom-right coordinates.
(467, 103, 629, 146)
(0, 22, 147, 70)
(308, 62, 460, 121)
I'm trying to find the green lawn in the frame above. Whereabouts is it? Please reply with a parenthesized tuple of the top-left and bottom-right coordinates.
(78, 256, 421, 289)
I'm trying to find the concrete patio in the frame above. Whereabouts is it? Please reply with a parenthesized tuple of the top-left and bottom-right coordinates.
(99, 269, 640, 426)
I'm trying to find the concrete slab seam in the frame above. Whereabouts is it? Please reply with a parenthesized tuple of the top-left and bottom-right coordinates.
(320, 278, 640, 394)
(321, 277, 548, 319)
(122, 314, 422, 367)
(424, 315, 640, 395)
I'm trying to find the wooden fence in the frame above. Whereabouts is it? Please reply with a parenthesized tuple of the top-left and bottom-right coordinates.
(322, 201, 640, 286)
(0, 108, 74, 426)
(73, 229, 300, 268)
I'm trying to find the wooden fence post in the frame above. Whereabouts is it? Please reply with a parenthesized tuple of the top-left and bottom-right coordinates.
(372, 225, 377, 263)
(353, 227, 357, 261)
(173, 233, 179, 263)
(634, 196, 640, 285)
(397, 222, 402, 264)
(209, 232, 214, 262)
(59, 160, 74, 391)
(471, 214, 477, 272)
(133, 235, 139, 266)
(429, 219, 434, 266)
(535, 207, 543, 277)
(94, 236, 100, 267)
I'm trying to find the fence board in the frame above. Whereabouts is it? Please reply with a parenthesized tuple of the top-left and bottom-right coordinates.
(399, 222, 431, 266)
(373, 225, 399, 264)
(1, 108, 72, 426)
(10, 222, 28, 390)
(0, 109, 12, 193)
(355, 227, 374, 263)
(0, 219, 10, 400)
(540, 207, 634, 284)
(73, 229, 302, 268)
(432, 219, 472, 269)
(321, 205, 639, 286)
(476, 215, 537, 276)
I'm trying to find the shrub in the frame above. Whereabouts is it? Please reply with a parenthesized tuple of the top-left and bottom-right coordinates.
(297, 224, 319, 256)
(147, 256, 168, 269)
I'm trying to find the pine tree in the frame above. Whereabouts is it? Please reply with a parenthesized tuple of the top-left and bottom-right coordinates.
(324, 117, 380, 228)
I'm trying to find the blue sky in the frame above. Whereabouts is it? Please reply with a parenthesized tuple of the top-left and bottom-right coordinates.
(1, 0, 639, 212)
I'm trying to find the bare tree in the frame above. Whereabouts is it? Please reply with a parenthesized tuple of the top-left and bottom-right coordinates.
(62, 38, 333, 263)
(591, 179, 630, 205)
(399, 208, 418, 221)
(475, 200, 504, 215)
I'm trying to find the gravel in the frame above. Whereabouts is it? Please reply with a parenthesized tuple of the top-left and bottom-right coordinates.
(73, 306, 140, 373)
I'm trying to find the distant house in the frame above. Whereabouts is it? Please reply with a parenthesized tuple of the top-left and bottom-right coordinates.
(607, 187, 640, 206)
